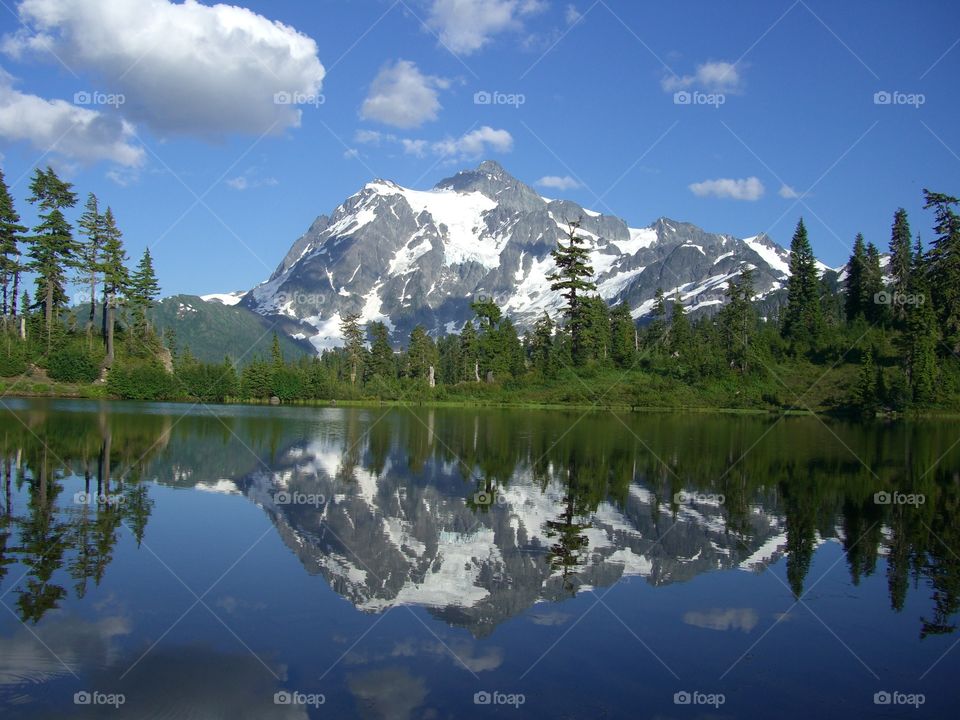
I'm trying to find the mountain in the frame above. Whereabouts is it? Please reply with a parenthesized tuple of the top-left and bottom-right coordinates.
(203, 161, 838, 353)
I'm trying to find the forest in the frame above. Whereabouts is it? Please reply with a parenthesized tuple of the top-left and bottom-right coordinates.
(1, 165, 959, 414)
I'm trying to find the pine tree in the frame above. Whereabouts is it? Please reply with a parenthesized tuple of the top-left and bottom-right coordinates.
(609, 303, 635, 367)
(923, 189, 960, 352)
(547, 220, 596, 363)
(26, 167, 78, 345)
(579, 295, 610, 363)
(0, 170, 27, 324)
(459, 320, 480, 381)
(854, 347, 878, 414)
(100, 208, 129, 365)
(406, 325, 438, 380)
(844, 233, 868, 322)
(340, 312, 364, 384)
(669, 294, 692, 359)
(76, 193, 106, 333)
(889, 208, 912, 324)
(531, 312, 556, 376)
(646, 288, 667, 350)
(129, 248, 160, 332)
(367, 321, 395, 379)
(902, 236, 938, 402)
(863, 242, 886, 325)
(782, 218, 821, 346)
(270, 333, 283, 367)
(720, 267, 757, 374)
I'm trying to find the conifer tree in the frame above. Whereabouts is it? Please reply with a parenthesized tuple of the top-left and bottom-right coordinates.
(669, 294, 692, 358)
(720, 267, 756, 374)
(609, 303, 635, 367)
(902, 237, 938, 402)
(367, 321, 395, 379)
(26, 167, 78, 344)
(547, 220, 596, 363)
(531, 312, 556, 376)
(100, 208, 129, 365)
(459, 320, 480, 381)
(406, 325, 438, 379)
(340, 312, 364, 384)
(0, 170, 27, 323)
(76, 193, 105, 333)
(923, 190, 960, 352)
(889, 208, 912, 323)
(646, 288, 667, 350)
(782, 218, 821, 345)
(863, 242, 886, 325)
(129, 248, 160, 332)
(844, 233, 867, 321)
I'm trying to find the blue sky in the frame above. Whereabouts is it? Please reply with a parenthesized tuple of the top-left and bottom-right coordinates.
(0, 0, 958, 297)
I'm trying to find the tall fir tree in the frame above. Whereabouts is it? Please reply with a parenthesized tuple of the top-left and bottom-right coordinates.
(530, 312, 556, 376)
(923, 189, 960, 352)
(844, 233, 868, 321)
(609, 303, 635, 368)
(26, 167, 78, 344)
(459, 320, 480, 382)
(129, 248, 160, 333)
(863, 242, 886, 325)
(902, 236, 938, 402)
(100, 208, 129, 364)
(782, 218, 821, 346)
(646, 288, 667, 350)
(720, 267, 757, 374)
(669, 294, 693, 359)
(889, 208, 912, 324)
(0, 169, 27, 322)
(76, 193, 106, 333)
(546, 220, 596, 363)
(406, 325, 438, 380)
(340, 312, 364, 385)
(367, 321, 395, 379)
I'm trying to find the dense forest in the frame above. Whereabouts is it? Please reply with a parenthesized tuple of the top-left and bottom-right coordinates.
(1, 165, 959, 413)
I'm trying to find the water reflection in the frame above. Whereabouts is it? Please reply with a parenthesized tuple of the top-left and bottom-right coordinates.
(0, 400, 958, 644)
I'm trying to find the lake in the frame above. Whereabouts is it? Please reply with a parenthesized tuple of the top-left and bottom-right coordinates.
(0, 398, 957, 718)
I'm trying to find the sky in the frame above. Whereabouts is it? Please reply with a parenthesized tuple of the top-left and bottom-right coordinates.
(0, 0, 958, 298)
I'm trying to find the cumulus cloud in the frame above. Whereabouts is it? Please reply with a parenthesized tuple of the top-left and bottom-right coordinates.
(427, 0, 546, 55)
(0, 69, 143, 166)
(689, 176, 764, 201)
(2, 0, 325, 138)
(779, 184, 801, 199)
(360, 59, 448, 129)
(536, 175, 581, 191)
(414, 126, 513, 159)
(662, 60, 744, 93)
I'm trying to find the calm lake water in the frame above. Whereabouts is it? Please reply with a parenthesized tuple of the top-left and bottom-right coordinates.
(0, 398, 958, 719)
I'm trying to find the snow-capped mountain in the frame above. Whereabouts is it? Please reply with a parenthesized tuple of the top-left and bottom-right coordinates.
(226, 161, 833, 351)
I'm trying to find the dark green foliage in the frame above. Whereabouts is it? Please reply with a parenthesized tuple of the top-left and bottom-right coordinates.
(367, 321, 396, 380)
(47, 344, 101, 383)
(107, 360, 176, 401)
(0, 169, 27, 320)
(889, 208, 912, 323)
(547, 220, 597, 362)
(923, 190, 960, 352)
(782, 218, 822, 346)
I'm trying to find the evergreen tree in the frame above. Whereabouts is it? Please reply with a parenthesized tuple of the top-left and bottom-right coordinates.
(923, 190, 960, 352)
(76, 193, 105, 333)
(854, 347, 878, 414)
(270, 333, 283, 367)
(406, 325, 438, 380)
(459, 320, 480, 382)
(844, 233, 868, 321)
(0, 170, 27, 323)
(719, 267, 756, 374)
(26, 167, 78, 344)
(782, 218, 821, 346)
(100, 208, 129, 365)
(889, 208, 912, 323)
(579, 295, 611, 363)
(646, 288, 667, 350)
(367, 321, 395, 379)
(902, 237, 938, 402)
(530, 312, 556, 376)
(863, 242, 886, 325)
(340, 312, 364, 384)
(129, 248, 160, 332)
(669, 295, 692, 359)
(547, 220, 596, 363)
(609, 303, 636, 368)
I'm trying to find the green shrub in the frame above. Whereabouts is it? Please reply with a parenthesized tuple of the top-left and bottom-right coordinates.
(0, 342, 28, 377)
(47, 345, 101, 383)
(108, 361, 176, 400)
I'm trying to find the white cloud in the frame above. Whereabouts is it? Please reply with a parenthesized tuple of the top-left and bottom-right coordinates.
(778, 184, 800, 199)
(565, 4, 583, 25)
(343, 148, 360, 160)
(402, 126, 513, 160)
(0, 69, 143, 166)
(354, 129, 395, 146)
(3, 0, 325, 138)
(689, 176, 764, 201)
(662, 60, 743, 93)
(360, 59, 448, 129)
(427, 0, 546, 55)
(225, 167, 278, 191)
(536, 175, 581, 191)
